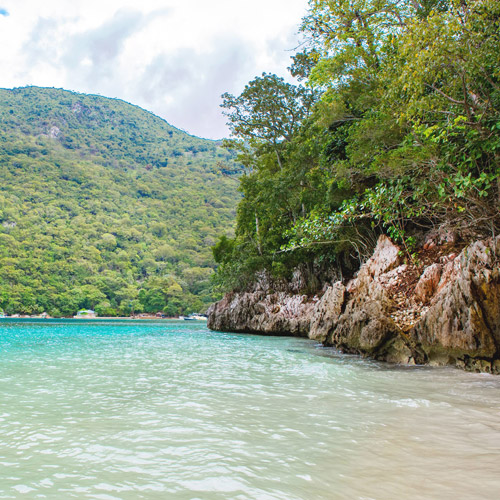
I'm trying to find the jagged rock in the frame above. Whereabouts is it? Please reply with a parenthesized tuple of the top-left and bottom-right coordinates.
(413, 263, 442, 303)
(309, 282, 345, 342)
(322, 236, 412, 363)
(423, 228, 458, 249)
(345, 237, 396, 294)
(207, 290, 316, 337)
(208, 234, 500, 373)
(378, 264, 409, 288)
(409, 236, 500, 372)
(325, 291, 407, 362)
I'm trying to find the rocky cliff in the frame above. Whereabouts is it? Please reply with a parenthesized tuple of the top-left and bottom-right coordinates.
(208, 234, 500, 374)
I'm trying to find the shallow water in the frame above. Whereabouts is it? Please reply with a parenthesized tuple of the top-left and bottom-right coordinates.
(0, 319, 499, 499)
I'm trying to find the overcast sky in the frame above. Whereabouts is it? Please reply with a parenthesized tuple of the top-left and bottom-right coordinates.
(0, 0, 309, 139)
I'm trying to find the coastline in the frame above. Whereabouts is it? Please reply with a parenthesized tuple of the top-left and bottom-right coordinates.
(208, 234, 500, 374)
(2, 315, 185, 320)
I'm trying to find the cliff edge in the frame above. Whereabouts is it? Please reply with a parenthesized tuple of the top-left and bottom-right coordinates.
(208, 234, 500, 374)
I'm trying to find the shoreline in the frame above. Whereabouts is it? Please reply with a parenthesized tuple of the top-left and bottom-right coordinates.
(208, 234, 500, 374)
(1, 315, 183, 320)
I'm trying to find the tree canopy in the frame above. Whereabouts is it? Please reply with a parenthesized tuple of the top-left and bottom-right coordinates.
(0, 86, 241, 316)
(214, 0, 500, 292)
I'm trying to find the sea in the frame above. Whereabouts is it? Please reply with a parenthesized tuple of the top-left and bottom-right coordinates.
(0, 319, 499, 499)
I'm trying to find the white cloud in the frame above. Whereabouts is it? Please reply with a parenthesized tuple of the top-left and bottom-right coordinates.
(0, 0, 309, 138)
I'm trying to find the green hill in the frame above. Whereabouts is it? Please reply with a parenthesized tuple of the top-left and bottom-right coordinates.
(0, 86, 240, 317)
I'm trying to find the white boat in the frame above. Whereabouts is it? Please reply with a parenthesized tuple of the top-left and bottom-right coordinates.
(179, 314, 206, 321)
(190, 314, 207, 321)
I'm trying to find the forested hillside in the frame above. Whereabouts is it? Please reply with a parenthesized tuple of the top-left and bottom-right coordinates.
(0, 87, 240, 316)
(214, 0, 500, 291)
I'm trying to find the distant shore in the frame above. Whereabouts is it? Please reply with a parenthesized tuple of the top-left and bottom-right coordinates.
(3, 315, 180, 320)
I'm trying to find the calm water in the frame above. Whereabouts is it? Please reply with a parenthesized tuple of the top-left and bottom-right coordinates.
(0, 320, 499, 499)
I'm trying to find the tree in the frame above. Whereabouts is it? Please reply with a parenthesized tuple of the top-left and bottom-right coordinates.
(221, 73, 317, 170)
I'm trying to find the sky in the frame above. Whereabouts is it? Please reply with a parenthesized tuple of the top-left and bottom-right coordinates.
(0, 0, 309, 139)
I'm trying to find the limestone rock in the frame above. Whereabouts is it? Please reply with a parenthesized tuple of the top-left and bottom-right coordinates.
(413, 263, 442, 303)
(208, 234, 500, 373)
(409, 236, 500, 372)
(309, 282, 345, 342)
(207, 290, 316, 337)
(322, 237, 412, 363)
(423, 228, 458, 249)
(363, 234, 402, 278)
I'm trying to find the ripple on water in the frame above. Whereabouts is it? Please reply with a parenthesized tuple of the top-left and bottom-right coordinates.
(0, 319, 499, 499)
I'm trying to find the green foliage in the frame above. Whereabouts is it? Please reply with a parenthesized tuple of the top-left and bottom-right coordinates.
(221, 73, 318, 170)
(285, 0, 500, 258)
(213, 0, 500, 292)
(0, 87, 241, 316)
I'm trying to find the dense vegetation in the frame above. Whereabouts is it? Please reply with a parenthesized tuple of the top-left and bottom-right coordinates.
(214, 0, 500, 292)
(0, 87, 240, 316)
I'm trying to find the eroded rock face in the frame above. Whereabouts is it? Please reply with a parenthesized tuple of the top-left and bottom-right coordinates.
(413, 263, 442, 303)
(207, 290, 316, 337)
(309, 282, 345, 342)
(321, 236, 411, 362)
(410, 237, 500, 373)
(208, 235, 500, 373)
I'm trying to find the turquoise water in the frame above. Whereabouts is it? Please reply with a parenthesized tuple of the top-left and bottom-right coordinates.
(0, 319, 499, 499)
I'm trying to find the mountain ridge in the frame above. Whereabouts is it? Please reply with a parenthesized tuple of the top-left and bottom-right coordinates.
(0, 86, 240, 316)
